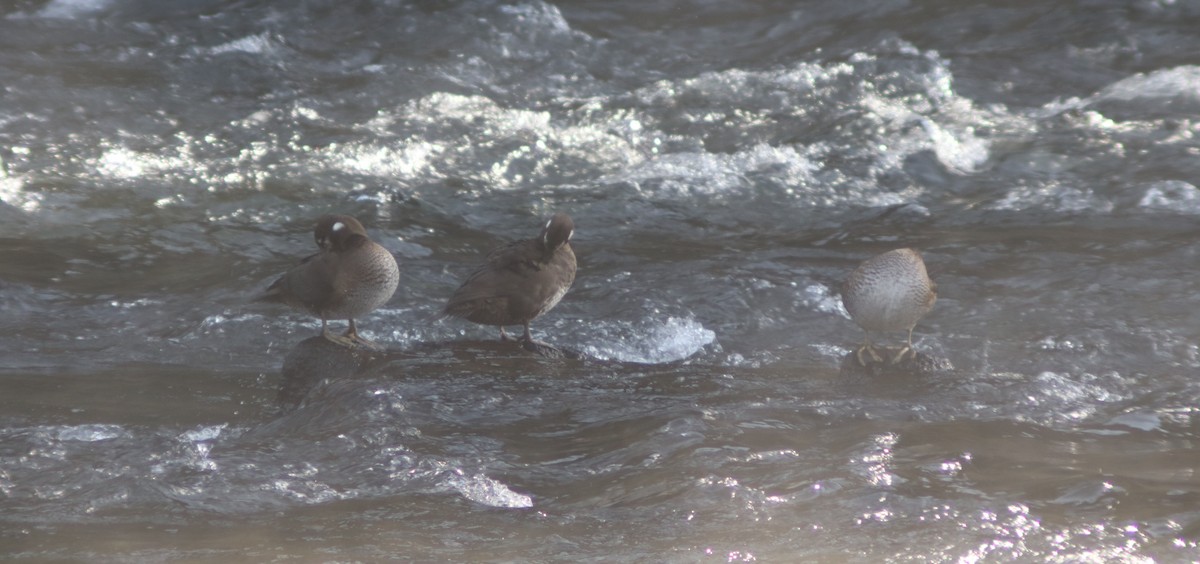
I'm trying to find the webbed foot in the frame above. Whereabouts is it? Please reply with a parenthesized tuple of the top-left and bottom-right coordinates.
(323, 329, 384, 351)
(322, 331, 360, 348)
(889, 345, 914, 365)
(522, 337, 565, 358)
(855, 344, 884, 366)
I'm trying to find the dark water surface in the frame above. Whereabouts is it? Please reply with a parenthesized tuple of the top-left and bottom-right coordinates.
(3, 0, 1200, 561)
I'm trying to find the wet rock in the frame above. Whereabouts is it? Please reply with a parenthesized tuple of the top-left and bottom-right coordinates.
(521, 338, 584, 360)
(277, 336, 389, 411)
(837, 345, 953, 378)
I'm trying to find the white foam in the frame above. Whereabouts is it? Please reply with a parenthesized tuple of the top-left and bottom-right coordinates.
(802, 283, 847, 318)
(498, 3, 573, 35)
(369, 92, 641, 188)
(606, 144, 818, 198)
(1096, 65, 1200, 103)
(56, 424, 127, 442)
(582, 316, 715, 364)
(322, 139, 442, 180)
(920, 118, 990, 174)
(620, 53, 1007, 202)
(986, 183, 1114, 214)
(0, 173, 38, 213)
(1137, 180, 1200, 214)
(181, 424, 226, 443)
(92, 143, 190, 180)
(1039, 65, 1200, 117)
(445, 473, 533, 508)
(206, 33, 276, 56)
(30, 0, 113, 19)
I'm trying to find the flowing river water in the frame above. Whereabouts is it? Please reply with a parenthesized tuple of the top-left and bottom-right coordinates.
(2, 0, 1200, 561)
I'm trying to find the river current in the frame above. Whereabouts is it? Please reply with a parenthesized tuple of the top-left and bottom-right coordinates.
(2, 0, 1200, 561)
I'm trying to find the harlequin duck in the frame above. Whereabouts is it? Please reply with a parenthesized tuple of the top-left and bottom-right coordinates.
(443, 212, 576, 344)
(841, 248, 937, 365)
(258, 214, 399, 348)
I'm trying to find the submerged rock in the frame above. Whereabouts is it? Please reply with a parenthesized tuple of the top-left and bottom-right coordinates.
(277, 336, 387, 410)
(276, 335, 585, 411)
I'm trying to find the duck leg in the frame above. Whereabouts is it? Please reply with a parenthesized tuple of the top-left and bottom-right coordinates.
(855, 333, 884, 366)
(321, 318, 376, 349)
(888, 327, 917, 364)
(318, 316, 344, 344)
(518, 322, 565, 357)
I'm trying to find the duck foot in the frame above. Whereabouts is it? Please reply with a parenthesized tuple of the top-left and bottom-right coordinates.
(521, 337, 566, 358)
(322, 330, 384, 351)
(855, 344, 884, 366)
(889, 345, 914, 365)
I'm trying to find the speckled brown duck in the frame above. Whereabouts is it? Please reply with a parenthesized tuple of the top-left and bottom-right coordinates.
(258, 214, 399, 348)
(841, 248, 937, 365)
(443, 212, 576, 344)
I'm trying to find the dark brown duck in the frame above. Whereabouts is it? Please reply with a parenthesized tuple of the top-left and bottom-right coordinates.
(443, 212, 576, 343)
